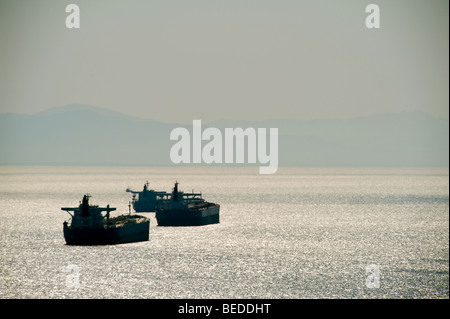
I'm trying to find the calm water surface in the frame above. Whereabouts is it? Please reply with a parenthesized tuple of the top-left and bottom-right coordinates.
(0, 166, 448, 298)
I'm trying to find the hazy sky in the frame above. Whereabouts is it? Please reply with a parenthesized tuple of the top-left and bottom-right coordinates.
(0, 0, 448, 123)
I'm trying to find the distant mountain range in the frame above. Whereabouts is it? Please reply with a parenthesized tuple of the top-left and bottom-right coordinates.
(0, 104, 448, 166)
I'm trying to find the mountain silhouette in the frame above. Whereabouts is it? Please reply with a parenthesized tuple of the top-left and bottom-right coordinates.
(0, 104, 448, 166)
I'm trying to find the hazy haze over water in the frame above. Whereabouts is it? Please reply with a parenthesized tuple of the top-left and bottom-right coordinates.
(0, 0, 448, 122)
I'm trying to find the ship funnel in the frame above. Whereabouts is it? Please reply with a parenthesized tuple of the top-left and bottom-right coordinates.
(173, 181, 179, 201)
(81, 194, 90, 217)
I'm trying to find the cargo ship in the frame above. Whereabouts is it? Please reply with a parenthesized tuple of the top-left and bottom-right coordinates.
(155, 182, 220, 226)
(126, 181, 168, 212)
(62, 194, 150, 245)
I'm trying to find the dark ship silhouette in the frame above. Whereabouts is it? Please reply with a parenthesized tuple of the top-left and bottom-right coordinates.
(126, 181, 168, 212)
(155, 182, 220, 226)
(62, 194, 150, 245)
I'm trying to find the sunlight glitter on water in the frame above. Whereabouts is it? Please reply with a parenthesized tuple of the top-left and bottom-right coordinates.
(0, 166, 448, 298)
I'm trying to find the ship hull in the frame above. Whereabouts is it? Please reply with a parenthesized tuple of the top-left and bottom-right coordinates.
(132, 200, 156, 213)
(156, 205, 220, 226)
(63, 220, 150, 245)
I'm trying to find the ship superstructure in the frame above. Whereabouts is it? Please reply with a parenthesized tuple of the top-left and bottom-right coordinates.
(126, 181, 168, 212)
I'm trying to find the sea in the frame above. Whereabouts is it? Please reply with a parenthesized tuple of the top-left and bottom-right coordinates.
(0, 166, 448, 299)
